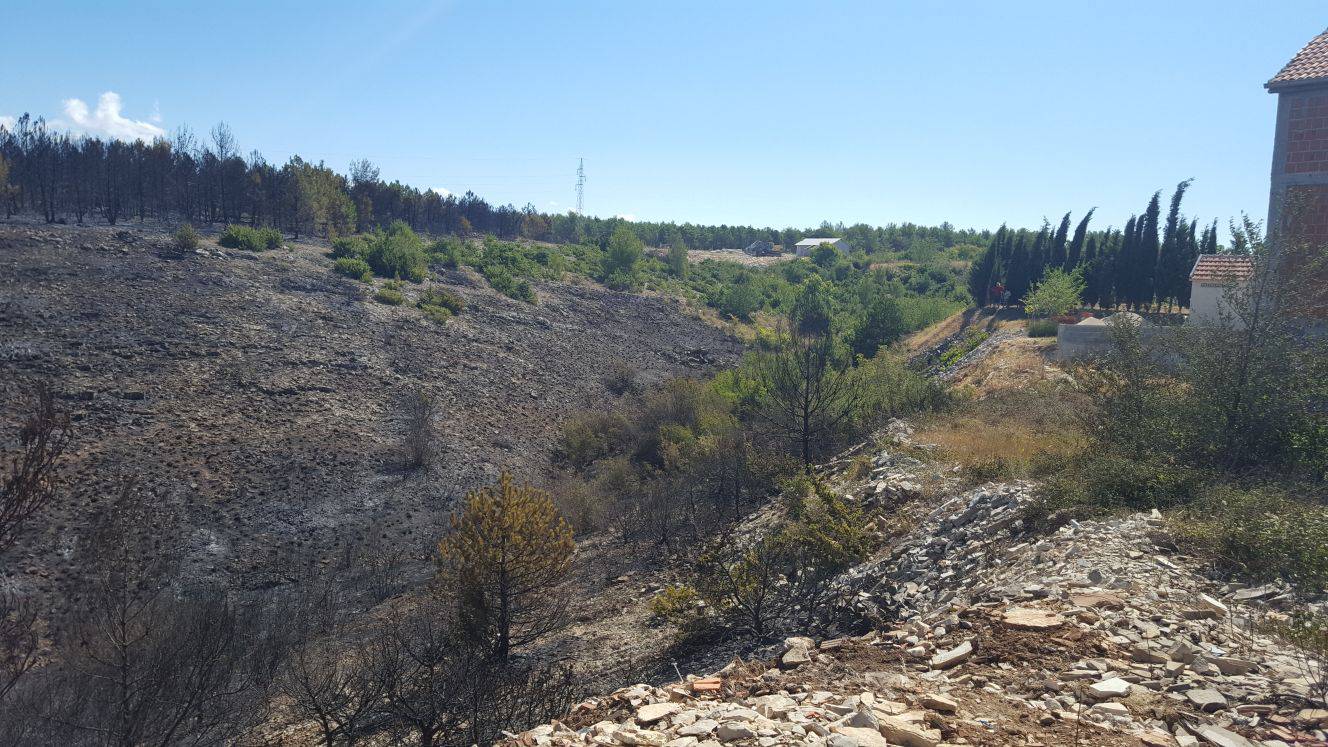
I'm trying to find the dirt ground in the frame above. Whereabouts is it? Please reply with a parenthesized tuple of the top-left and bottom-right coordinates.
(0, 221, 742, 610)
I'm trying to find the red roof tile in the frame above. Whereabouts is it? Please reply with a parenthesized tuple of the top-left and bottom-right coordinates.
(1268, 30, 1328, 90)
(1190, 254, 1254, 283)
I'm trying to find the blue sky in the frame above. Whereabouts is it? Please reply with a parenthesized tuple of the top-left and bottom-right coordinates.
(2, 1, 1324, 234)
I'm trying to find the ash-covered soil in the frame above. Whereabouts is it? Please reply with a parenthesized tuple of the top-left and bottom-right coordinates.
(0, 223, 741, 602)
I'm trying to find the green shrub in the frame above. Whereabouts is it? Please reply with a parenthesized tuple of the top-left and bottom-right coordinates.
(600, 225, 643, 289)
(173, 224, 200, 252)
(1027, 318, 1058, 337)
(1023, 267, 1085, 318)
(939, 328, 989, 368)
(647, 585, 702, 623)
(555, 412, 630, 471)
(218, 224, 282, 251)
(416, 287, 465, 315)
(482, 265, 536, 303)
(419, 304, 452, 324)
(715, 283, 761, 321)
(375, 287, 405, 305)
(428, 237, 473, 268)
(692, 477, 871, 638)
(1026, 450, 1207, 529)
(1173, 485, 1328, 591)
(364, 221, 428, 281)
(330, 235, 367, 259)
(333, 257, 372, 282)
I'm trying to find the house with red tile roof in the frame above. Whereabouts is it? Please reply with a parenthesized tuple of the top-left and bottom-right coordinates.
(1188, 254, 1254, 325)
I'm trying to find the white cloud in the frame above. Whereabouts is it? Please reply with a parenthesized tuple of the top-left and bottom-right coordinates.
(0, 115, 15, 131)
(61, 92, 165, 141)
(430, 187, 451, 197)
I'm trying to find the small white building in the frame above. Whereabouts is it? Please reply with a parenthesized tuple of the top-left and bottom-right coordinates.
(1188, 254, 1254, 325)
(793, 237, 849, 258)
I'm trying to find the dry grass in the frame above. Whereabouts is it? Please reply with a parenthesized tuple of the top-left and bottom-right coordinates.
(903, 309, 971, 355)
(911, 387, 1089, 483)
(946, 336, 1060, 394)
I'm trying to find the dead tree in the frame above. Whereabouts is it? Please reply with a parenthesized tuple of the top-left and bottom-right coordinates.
(402, 388, 439, 471)
(276, 640, 386, 746)
(368, 598, 580, 746)
(0, 385, 67, 702)
(0, 385, 68, 554)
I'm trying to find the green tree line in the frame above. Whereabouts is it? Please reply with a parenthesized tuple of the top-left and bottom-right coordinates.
(967, 180, 1224, 311)
(0, 114, 986, 258)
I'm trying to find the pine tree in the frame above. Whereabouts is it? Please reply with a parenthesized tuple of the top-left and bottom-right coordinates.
(1093, 229, 1121, 309)
(437, 472, 575, 662)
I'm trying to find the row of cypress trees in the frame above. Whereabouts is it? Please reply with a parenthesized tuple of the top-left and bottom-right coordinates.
(967, 180, 1223, 311)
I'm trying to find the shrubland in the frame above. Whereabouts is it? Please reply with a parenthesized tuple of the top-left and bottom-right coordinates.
(219, 223, 283, 251)
(1022, 225, 1327, 598)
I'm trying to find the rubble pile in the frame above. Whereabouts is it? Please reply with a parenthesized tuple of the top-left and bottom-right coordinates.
(506, 442, 1326, 746)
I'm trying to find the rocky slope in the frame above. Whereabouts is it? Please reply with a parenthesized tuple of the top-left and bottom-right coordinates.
(503, 428, 1327, 747)
(0, 222, 741, 602)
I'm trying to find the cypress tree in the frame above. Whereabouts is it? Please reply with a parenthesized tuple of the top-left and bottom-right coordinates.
(1178, 218, 1200, 308)
(1049, 212, 1071, 269)
(1201, 220, 1219, 255)
(1006, 232, 1034, 301)
(1115, 217, 1137, 309)
(1138, 190, 1162, 310)
(967, 226, 1003, 304)
(1095, 229, 1120, 309)
(1081, 235, 1100, 306)
(1030, 220, 1051, 284)
(1066, 208, 1095, 270)
(1155, 180, 1192, 310)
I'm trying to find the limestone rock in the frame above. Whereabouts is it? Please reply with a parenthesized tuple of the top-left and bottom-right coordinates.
(1192, 724, 1257, 747)
(1185, 688, 1228, 713)
(876, 714, 942, 747)
(637, 702, 681, 725)
(929, 640, 972, 669)
(1001, 606, 1065, 630)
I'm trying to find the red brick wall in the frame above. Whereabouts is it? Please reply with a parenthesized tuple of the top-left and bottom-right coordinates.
(1283, 184, 1328, 242)
(1284, 94, 1328, 174)
(1280, 184, 1328, 318)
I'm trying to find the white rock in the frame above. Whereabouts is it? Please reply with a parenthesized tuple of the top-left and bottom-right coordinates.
(1088, 677, 1133, 700)
(678, 719, 718, 737)
(929, 640, 972, 669)
(1193, 723, 1257, 747)
(638, 702, 681, 725)
(715, 722, 756, 742)
(830, 726, 889, 747)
